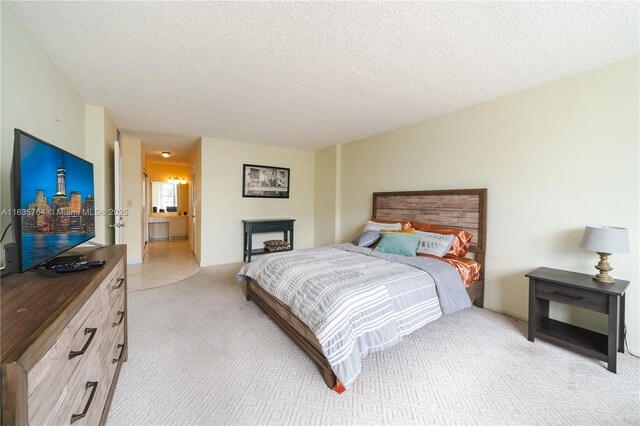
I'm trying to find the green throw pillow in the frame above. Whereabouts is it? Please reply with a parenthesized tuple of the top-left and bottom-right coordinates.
(373, 232, 420, 257)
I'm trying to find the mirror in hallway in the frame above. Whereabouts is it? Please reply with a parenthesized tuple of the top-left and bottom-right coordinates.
(150, 182, 188, 215)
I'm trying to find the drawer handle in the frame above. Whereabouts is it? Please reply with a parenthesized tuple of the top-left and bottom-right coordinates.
(552, 291, 584, 300)
(112, 310, 125, 327)
(112, 277, 125, 289)
(69, 328, 97, 359)
(70, 381, 98, 424)
(112, 343, 125, 364)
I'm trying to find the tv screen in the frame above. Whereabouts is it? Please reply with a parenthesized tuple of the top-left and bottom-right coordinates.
(12, 129, 95, 272)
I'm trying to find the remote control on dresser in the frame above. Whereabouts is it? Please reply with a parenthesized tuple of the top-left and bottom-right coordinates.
(47, 260, 106, 273)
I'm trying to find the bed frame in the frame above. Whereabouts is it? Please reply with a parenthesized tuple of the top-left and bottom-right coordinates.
(244, 188, 487, 391)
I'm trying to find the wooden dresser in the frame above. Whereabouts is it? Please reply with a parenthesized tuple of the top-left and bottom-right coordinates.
(1, 245, 127, 425)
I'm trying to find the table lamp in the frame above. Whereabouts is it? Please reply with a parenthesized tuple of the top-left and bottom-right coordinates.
(579, 225, 629, 283)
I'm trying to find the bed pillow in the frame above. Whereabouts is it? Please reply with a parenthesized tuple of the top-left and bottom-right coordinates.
(352, 230, 381, 247)
(414, 230, 455, 257)
(412, 221, 473, 258)
(363, 220, 402, 232)
(370, 217, 412, 230)
(373, 232, 420, 257)
(417, 253, 481, 286)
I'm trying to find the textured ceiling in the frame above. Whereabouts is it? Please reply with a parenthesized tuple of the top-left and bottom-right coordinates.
(7, 2, 639, 152)
(129, 133, 198, 166)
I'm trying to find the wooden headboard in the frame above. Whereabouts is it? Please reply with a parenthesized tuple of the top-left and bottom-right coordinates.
(372, 188, 487, 305)
(372, 189, 486, 253)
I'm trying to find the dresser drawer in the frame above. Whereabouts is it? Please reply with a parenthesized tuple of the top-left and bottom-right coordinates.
(101, 258, 125, 291)
(50, 347, 106, 426)
(102, 259, 126, 307)
(102, 289, 125, 357)
(67, 321, 126, 426)
(107, 327, 126, 381)
(536, 281, 608, 313)
(27, 288, 105, 424)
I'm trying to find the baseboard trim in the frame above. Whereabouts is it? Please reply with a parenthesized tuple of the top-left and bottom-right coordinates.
(483, 303, 527, 322)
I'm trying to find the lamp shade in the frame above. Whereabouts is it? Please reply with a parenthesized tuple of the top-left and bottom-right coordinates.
(580, 226, 630, 254)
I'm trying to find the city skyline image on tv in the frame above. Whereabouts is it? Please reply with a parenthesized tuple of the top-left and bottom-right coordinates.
(17, 132, 95, 270)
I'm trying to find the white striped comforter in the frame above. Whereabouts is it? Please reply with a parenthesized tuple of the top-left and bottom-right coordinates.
(238, 245, 466, 387)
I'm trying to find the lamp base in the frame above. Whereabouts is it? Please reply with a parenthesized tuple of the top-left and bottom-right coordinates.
(593, 252, 615, 283)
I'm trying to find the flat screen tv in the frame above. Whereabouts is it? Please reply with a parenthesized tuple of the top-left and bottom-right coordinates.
(9, 129, 95, 273)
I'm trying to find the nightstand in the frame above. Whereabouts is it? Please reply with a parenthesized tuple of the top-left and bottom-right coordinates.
(525, 267, 629, 373)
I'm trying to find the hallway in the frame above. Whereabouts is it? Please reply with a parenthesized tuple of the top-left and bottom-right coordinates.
(127, 240, 200, 291)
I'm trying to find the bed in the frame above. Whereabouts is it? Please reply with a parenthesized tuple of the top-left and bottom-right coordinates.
(239, 189, 487, 392)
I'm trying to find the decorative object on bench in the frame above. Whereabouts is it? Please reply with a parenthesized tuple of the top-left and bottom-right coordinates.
(579, 225, 630, 283)
(264, 240, 291, 252)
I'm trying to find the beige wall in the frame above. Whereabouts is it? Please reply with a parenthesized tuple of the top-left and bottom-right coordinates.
(120, 135, 144, 264)
(314, 145, 342, 246)
(85, 105, 117, 245)
(199, 137, 315, 266)
(331, 57, 639, 352)
(1, 4, 87, 266)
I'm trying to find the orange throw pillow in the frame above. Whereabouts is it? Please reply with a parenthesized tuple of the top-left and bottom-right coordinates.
(417, 253, 481, 286)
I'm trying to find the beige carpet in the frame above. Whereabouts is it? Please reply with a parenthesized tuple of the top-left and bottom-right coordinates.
(107, 263, 639, 425)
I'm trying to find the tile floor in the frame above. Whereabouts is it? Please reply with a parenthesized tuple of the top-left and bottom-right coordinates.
(126, 239, 200, 292)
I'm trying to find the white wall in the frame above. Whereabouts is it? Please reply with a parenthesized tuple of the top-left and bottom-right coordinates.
(199, 137, 315, 266)
(332, 58, 639, 352)
(120, 135, 144, 264)
(1, 4, 86, 266)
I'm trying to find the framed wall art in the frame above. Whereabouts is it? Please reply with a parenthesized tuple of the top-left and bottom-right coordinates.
(242, 164, 290, 198)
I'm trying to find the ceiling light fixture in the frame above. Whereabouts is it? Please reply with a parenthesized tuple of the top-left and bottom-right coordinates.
(167, 177, 174, 183)
(180, 178, 187, 185)
(161, 151, 172, 158)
